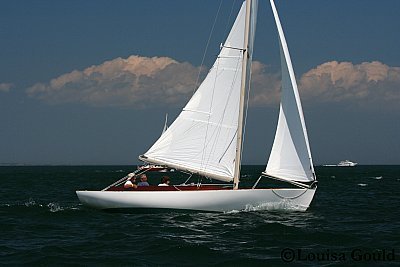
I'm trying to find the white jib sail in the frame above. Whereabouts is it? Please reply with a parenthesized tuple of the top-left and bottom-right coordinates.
(142, 2, 248, 183)
(264, 0, 316, 183)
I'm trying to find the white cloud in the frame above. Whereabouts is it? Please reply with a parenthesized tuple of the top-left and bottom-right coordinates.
(249, 60, 400, 109)
(299, 61, 400, 108)
(27, 55, 202, 108)
(27, 56, 400, 110)
(0, 83, 13, 93)
(248, 61, 281, 106)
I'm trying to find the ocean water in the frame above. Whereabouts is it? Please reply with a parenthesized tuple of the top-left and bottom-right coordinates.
(1, 165, 399, 266)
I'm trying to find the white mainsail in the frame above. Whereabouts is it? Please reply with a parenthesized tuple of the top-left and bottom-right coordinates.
(142, 2, 251, 183)
(264, 0, 316, 183)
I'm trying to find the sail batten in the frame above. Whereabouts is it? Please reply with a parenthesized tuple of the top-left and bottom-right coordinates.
(143, 2, 249, 183)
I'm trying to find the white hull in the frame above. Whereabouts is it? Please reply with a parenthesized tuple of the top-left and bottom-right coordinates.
(76, 188, 316, 212)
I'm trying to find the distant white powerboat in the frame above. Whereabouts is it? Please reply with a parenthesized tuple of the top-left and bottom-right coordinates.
(324, 160, 358, 167)
(337, 160, 358, 167)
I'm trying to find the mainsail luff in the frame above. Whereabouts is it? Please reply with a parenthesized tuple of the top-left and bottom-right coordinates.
(142, 2, 249, 183)
(233, 0, 254, 190)
(265, 0, 316, 182)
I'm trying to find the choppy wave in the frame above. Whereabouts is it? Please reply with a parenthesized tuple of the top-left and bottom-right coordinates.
(225, 200, 307, 214)
(47, 202, 63, 212)
(244, 200, 307, 212)
(24, 198, 42, 207)
(0, 198, 80, 212)
(1, 165, 399, 266)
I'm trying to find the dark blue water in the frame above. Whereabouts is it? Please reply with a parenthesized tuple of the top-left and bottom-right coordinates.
(1, 165, 399, 266)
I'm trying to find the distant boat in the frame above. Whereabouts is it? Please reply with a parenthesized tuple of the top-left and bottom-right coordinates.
(337, 160, 358, 167)
(324, 160, 358, 167)
(76, 0, 318, 212)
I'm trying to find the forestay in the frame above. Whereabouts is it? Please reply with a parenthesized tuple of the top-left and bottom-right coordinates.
(264, 0, 316, 183)
(142, 2, 248, 182)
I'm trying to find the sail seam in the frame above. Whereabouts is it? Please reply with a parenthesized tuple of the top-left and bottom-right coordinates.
(186, 118, 236, 129)
(199, 57, 220, 174)
(205, 55, 242, 171)
(182, 108, 211, 115)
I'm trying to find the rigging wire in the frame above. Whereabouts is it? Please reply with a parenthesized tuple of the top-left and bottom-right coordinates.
(199, 58, 220, 173)
(198, 0, 238, 175)
(200, 1, 247, 181)
(204, 55, 242, 167)
(224, 0, 238, 37)
(192, 0, 224, 95)
(196, 0, 223, 174)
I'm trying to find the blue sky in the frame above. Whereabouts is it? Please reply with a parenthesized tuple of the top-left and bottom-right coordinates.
(1, 0, 399, 165)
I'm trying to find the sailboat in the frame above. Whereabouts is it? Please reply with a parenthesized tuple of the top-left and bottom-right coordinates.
(76, 0, 317, 212)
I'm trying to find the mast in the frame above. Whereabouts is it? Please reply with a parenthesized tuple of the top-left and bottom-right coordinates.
(233, 0, 252, 190)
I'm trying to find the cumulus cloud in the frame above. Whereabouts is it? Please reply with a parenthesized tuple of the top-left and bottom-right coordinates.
(299, 61, 400, 108)
(26, 56, 400, 110)
(249, 60, 400, 109)
(26, 55, 281, 108)
(248, 61, 281, 106)
(27, 55, 203, 108)
(0, 83, 13, 93)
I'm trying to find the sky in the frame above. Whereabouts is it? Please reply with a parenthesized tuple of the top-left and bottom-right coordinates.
(1, 0, 399, 165)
